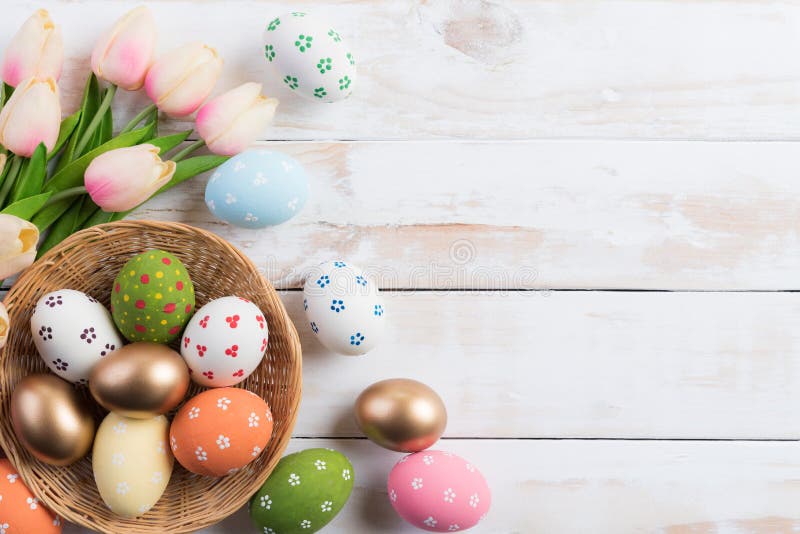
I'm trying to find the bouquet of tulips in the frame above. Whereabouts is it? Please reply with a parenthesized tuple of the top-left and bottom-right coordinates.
(0, 7, 279, 287)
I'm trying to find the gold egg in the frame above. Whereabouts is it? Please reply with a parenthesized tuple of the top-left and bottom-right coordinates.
(89, 342, 190, 419)
(11, 374, 95, 466)
(354, 378, 447, 452)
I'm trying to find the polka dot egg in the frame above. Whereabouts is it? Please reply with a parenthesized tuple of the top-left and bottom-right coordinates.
(262, 12, 356, 103)
(111, 250, 195, 344)
(170, 388, 273, 477)
(0, 459, 61, 533)
(249, 448, 354, 534)
(387, 450, 491, 532)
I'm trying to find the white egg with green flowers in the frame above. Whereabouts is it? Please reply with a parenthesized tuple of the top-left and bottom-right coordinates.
(262, 12, 356, 103)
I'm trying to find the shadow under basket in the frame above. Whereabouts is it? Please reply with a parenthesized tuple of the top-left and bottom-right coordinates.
(0, 220, 302, 533)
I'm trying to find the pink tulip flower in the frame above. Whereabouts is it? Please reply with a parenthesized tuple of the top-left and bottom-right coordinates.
(85, 144, 176, 212)
(196, 82, 278, 155)
(0, 301, 8, 350)
(145, 43, 223, 118)
(1, 9, 63, 88)
(91, 6, 157, 91)
(0, 214, 39, 280)
(0, 77, 61, 157)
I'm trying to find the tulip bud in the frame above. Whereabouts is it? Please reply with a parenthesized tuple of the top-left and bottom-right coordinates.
(145, 43, 223, 118)
(1, 9, 63, 88)
(0, 214, 39, 280)
(0, 77, 61, 157)
(91, 6, 157, 91)
(0, 301, 8, 350)
(85, 144, 176, 212)
(196, 83, 278, 156)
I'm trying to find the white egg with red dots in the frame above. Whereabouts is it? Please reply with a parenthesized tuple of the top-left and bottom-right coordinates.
(303, 260, 386, 355)
(180, 296, 269, 387)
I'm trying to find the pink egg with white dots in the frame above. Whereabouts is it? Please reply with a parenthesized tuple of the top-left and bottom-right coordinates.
(388, 450, 491, 532)
(180, 296, 268, 387)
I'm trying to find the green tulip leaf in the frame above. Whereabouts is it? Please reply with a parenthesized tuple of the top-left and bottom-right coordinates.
(31, 198, 74, 232)
(83, 206, 115, 228)
(148, 131, 192, 155)
(37, 196, 85, 258)
(0, 82, 14, 108)
(10, 143, 46, 203)
(44, 123, 156, 194)
(54, 74, 100, 172)
(0, 191, 53, 220)
(48, 110, 82, 162)
(95, 88, 114, 147)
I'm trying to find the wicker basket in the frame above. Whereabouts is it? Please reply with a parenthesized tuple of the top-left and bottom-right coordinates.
(0, 220, 302, 533)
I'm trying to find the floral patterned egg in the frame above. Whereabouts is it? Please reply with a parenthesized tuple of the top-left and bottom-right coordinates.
(181, 296, 268, 387)
(92, 413, 173, 518)
(0, 459, 61, 533)
(169, 388, 273, 477)
(111, 250, 195, 344)
(30, 289, 123, 385)
(303, 260, 386, 355)
(249, 448, 354, 534)
(262, 11, 356, 103)
(388, 450, 491, 532)
(205, 149, 310, 229)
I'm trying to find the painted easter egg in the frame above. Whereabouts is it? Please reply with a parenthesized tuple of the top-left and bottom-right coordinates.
(303, 260, 385, 355)
(110, 250, 195, 344)
(387, 450, 491, 532)
(0, 459, 61, 533)
(11, 374, 95, 466)
(93, 413, 173, 518)
(30, 289, 123, 385)
(262, 12, 356, 103)
(89, 343, 190, 419)
(169, 388, 273, 477)
(249, 448, 354, 534)
(205, 149, 309, 229)
(181, 296, 268, 387)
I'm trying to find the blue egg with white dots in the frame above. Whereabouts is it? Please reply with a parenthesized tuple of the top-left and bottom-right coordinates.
(205, 149, 309, 228)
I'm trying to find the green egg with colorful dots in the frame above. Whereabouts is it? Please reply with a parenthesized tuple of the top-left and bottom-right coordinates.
(111, 250, 195, 343)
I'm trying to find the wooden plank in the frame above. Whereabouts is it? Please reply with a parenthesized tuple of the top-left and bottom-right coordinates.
(286, 290, 800, 439)
(62, 438, 800, 533)
(2, 1, 799, 140)
(131, 139, 800, 290)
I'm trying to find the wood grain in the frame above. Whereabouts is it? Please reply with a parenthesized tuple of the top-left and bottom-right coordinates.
(287, 290, 800, 439)
(62, 438, 800, 534)
(1, 0, 798, 140)
(128, 139, 800, 290)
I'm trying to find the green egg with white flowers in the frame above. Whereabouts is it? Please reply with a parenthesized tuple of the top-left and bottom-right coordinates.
(249, 448, 354, 534)
(111, 249, 195, 343)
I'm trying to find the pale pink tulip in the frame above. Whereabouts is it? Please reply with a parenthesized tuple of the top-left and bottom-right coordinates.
(1, 9, 63, 88)
(0, 77, 60, 157)
(0, 214, 39, 280)
(145, 43, 223, 117)
(91, 6, 157, 91)
(0, 301, 8, 350)
(196, 83, 278, 155)
(85, 144, 176, 212)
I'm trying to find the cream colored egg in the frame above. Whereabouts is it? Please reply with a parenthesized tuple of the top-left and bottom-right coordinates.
(93, 412, 173, 518)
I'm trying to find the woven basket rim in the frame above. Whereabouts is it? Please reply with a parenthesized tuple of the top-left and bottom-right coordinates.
(0, 220, 303, 533)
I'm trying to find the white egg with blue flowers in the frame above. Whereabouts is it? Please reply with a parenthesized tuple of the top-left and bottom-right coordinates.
(303, 260, 386, 355)
(205, 149, 309, 228)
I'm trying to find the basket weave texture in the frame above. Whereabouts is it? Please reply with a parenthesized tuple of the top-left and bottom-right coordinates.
(0, 220, 302, 533)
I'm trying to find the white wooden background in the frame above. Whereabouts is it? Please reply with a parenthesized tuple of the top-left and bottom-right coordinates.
(4, 0, 800, 532)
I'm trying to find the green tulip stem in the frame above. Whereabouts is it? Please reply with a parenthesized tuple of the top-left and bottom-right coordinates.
(171, 139, 206, 163)
(74, 84, 118, 158)
(42, 186, 87, 207)
(0, 156, 22, 208)
(120, 103, 157, 134)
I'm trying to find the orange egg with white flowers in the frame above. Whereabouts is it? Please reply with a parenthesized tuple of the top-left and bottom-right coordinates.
(169, 388, 272, 476)
(0, 459, 61, 533)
